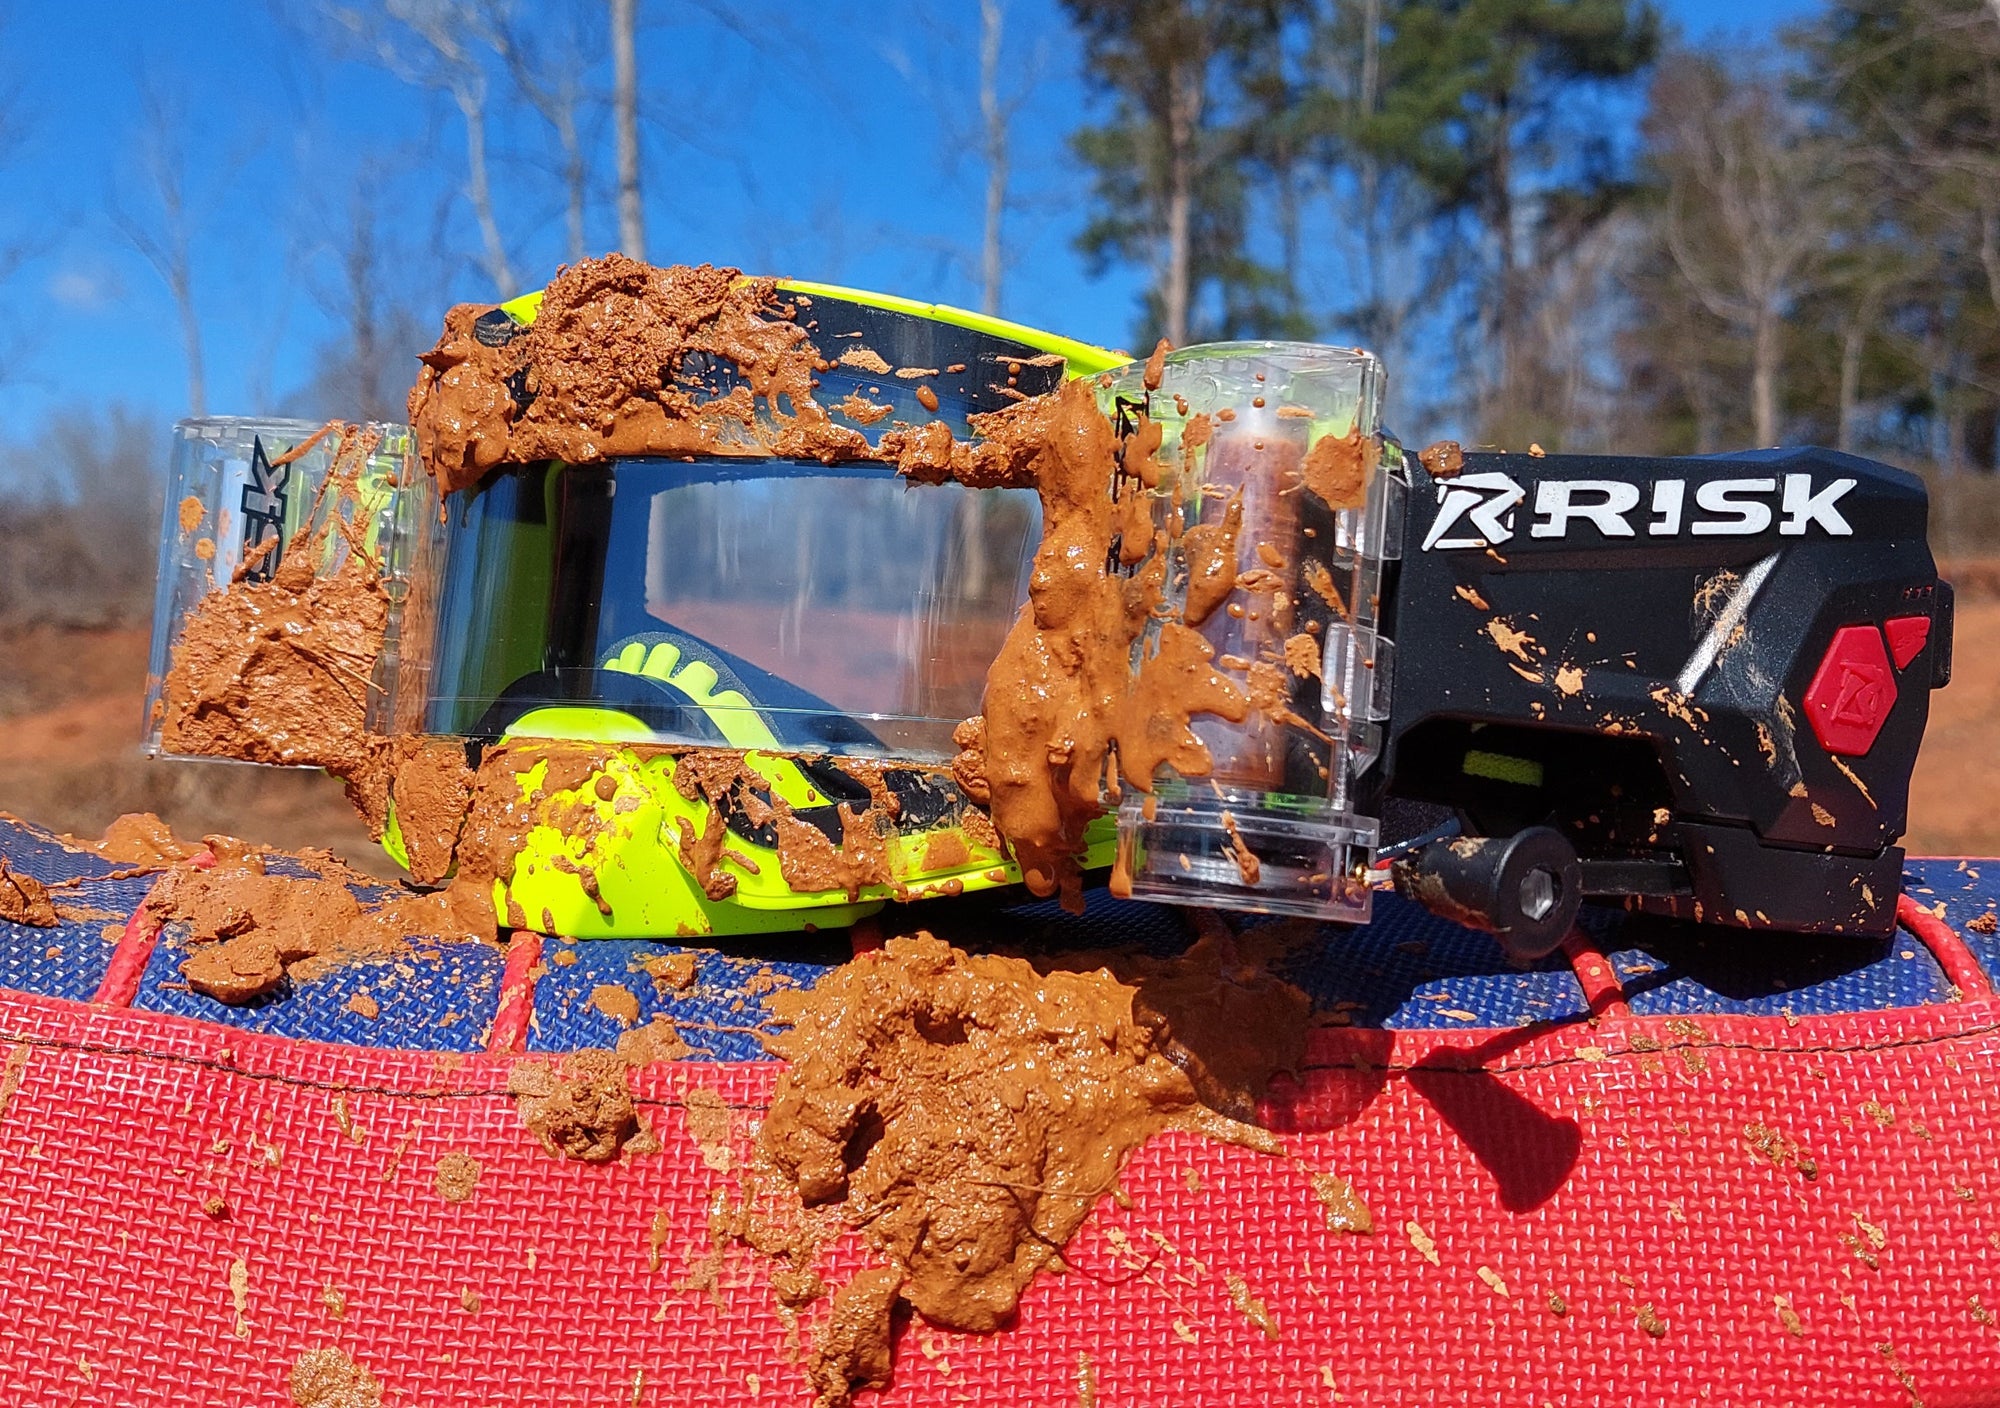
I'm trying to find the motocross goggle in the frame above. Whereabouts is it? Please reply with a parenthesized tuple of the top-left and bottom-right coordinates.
(148, 285, 1396, 935)
(380, 284, 1123, 762)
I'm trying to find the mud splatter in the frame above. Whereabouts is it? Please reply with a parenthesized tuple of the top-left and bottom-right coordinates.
(958, 377, 1248, 907)
(617, 1016, 694, 1066)
(289, 1347, 382, 1408)
(1225, 1272, 1280, 1339)
(1309, 1171, 1374, 1234)
(590, 983, 642, 1027)
(1417, 441, 1465, 478)
(1298, 426, 1373, 511)
(758, 928, 1294, 1398)
(508, 1051, 656, 1164)
(1743, 1122, 1819, 1180)
(1485, 619, 1538, 664)
(143, 858, 495, 1005)
(0, 858, 58, 928)
(434, 1150, 481, 1204)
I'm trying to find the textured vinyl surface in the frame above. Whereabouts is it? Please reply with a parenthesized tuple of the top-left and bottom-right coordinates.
(0, 817, 1997, 1407)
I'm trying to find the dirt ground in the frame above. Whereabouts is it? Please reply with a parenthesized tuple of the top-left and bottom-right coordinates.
(0, 624, 396, 876)
(0, 596, 1994, 881)
(1904, 593, 2000, 856)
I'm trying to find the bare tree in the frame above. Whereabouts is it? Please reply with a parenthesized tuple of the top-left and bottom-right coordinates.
(486, 2, 599, 264)
(1068, 1, 1271, 348)
(109, 82, 208, 416)
(322, 0, 518, 297)
(612, 0, 646, 260)
(1648, 50, 1837, 447)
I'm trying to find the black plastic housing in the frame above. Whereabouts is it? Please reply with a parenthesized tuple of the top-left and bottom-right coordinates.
(1379, 446, 1949, 939)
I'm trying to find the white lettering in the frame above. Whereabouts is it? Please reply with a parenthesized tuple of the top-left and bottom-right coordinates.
(1531, 480, 1642, 538)
(1649, 479, 1684, 535)
(1421, 471, 1525, 551)
(1778, 474, 1855, 536)
(1690, 478, 1775, 535)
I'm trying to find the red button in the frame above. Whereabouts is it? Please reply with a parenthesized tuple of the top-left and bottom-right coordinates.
(1803, 625, 1897, 757)
(1884, 615, 1930, 670)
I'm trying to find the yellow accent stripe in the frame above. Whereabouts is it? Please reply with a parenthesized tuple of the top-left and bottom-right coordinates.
(776, 279, 1126, 377)
(494, 279, 1127, 379)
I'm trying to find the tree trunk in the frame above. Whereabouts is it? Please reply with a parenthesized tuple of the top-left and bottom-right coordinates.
(1751, 304, 1779, 446)
(346, 192, 381, 418)
(559, 105, 588, 264)
(455, 82, 515, 298)
(612, 0, 646, 261)
(1163, 55, 1203, 347)
(1981, 203, 2000, 318)
(1486, 86, 1518, 429)
(979, 0, 1005, 316)
(1359, 0, 1380, 284)
(174, 268, 206, 419)
(1837, 318, 1864, 453)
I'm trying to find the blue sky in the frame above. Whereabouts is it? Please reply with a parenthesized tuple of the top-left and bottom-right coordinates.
(0, 0, 1820, 442)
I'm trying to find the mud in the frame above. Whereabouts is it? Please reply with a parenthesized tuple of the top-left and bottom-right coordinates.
(434, 1150, 481, 1203)
(775, 803, 893, 900)
(508, 1049, 655, 1163)
(1310, 1171, 1375, 1234)
(1417, 440, 1465, 478)
(89, 812, 201, 866)
(407, 259, 875, 493)
(590, 982, 642, 1026)
(617, 1015, 693, 1065)
(159, 427, 391, 790)
(289, 1347, 381, 1408)
(957, 378, 1247, 906)
(809, 1267, 903, 1407)
(1298, 425, 1373, 511)
(758, 928, 1298, 1399)
(0, 859, 58, 927)
(143, 853, 494, 1005)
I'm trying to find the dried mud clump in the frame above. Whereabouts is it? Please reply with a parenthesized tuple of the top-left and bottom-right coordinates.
(289, 1347, 382, 1408)
(144, 857, 495, 1005)
(508, 1050, 656, 1163)
(434, 1150, 482, 1204)
(0, 858, 59, 928)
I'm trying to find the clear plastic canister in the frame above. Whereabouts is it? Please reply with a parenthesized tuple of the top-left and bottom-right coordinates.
(1102, 342, 1403, 923)
(144, 418, 415, 757)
